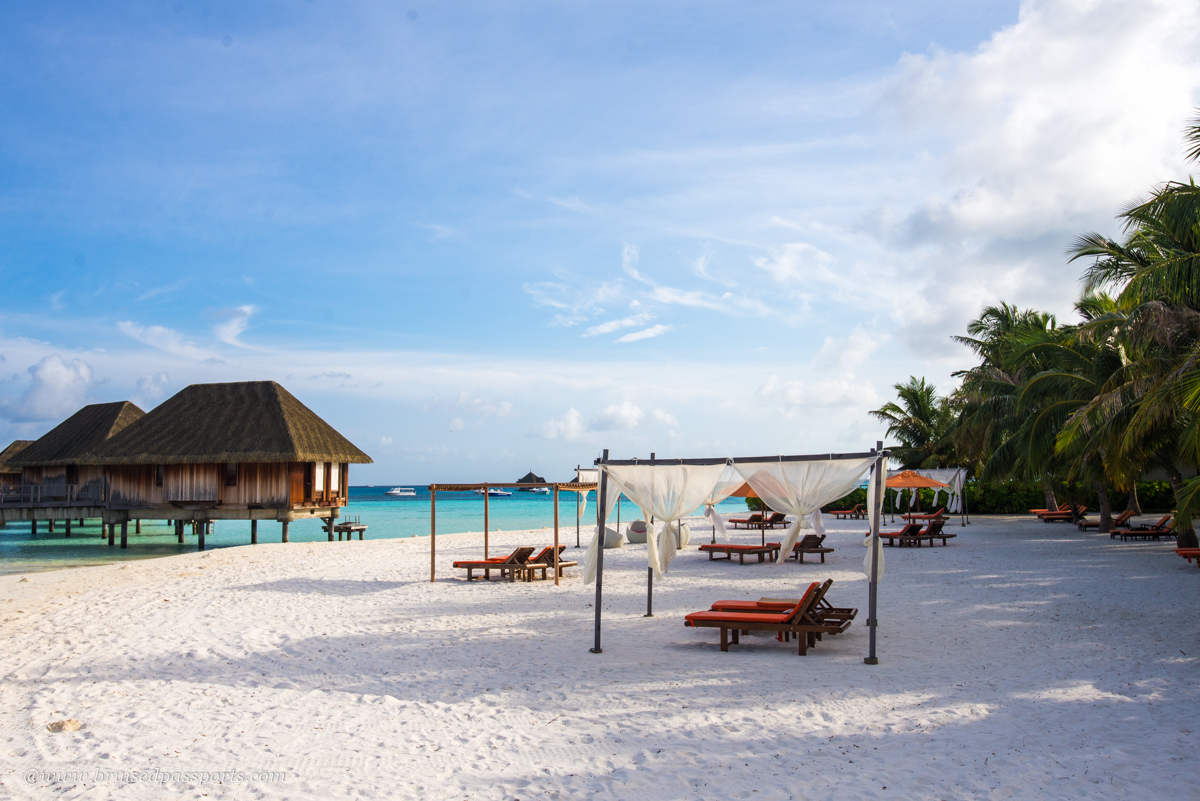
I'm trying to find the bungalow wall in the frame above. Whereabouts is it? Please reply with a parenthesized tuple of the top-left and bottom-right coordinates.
(106, 462, 347, 508)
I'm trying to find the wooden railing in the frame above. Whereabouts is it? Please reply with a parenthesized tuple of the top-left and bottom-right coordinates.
(0, 482, 107, 506)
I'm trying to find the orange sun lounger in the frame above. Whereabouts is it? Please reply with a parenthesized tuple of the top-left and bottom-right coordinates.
(684, 581, 851, 655)
(452, 546, 535, 581)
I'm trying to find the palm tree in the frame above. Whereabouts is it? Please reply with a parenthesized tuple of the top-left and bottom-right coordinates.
(870, 377, 956, 469)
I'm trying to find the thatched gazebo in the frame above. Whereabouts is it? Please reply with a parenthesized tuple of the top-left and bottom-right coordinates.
(84, 381, 372, 550)
(515, 470, 546, 490)
(0, 440, 34, 487)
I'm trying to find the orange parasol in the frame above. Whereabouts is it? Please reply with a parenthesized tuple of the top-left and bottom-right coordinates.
(885, 470, 948, 489)
(729, 482, 759, 498)
(885, 470, 947, 516)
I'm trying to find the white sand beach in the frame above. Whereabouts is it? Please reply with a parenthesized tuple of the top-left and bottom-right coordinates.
(1, 515, 1196, 800)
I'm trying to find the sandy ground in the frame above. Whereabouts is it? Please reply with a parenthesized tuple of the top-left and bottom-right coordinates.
(0, 514, 1196, 800)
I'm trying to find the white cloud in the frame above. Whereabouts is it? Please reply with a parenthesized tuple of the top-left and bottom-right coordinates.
(582, 313, 652, 337)
(589, 401, 645, 431)
(117, 320, 215, 361)
(213, 304, 257, 347)
(523, 277, 624, 326)
(616, 324, 672, 343)
(874, 0, 1200, 357)
(756, 374, 879, 418)
(652, 408, 679, 427)
(0, 354, 94, 422)
(814, 329, 885, 371)
(449, 417, 466, 432)
(622, 243, 653, 285)
(535, 407, 585, 441)
(380, 436, 393, 445)
(132, 372, 170, 408)
(754, 242, 835, 285)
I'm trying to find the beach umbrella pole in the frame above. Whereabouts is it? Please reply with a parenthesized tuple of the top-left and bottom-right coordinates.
(590, 449, 608, 654)
(430, 488, 437, 583)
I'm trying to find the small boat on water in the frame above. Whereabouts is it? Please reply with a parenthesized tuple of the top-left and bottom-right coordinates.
(528, 486, 550, 494)
(386, 487, 416, 496)
(474, 488, 513, 497)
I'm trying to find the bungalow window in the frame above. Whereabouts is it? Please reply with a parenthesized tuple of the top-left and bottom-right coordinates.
(224, 463, 238, 487)
(155, 465, 164, 487)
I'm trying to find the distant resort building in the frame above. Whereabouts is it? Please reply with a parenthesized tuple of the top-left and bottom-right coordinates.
(0, 381, 371, 549)
(515, 471, 547, 491)
(0, 439, 34, 487)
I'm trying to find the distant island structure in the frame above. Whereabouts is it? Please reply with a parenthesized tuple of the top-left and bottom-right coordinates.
(0, 380, 371, 550)
(515, 471, 548, 493)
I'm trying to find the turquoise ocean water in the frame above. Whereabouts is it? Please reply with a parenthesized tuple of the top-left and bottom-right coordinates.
(0, 486, 753, 576)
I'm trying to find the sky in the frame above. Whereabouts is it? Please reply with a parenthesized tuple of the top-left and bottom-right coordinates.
(1, 0, 1199, 483)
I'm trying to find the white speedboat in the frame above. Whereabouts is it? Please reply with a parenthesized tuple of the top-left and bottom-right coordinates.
(474, 488, 513, 497)
(528, 486, 550, 494)
(386, 487, 416, 496)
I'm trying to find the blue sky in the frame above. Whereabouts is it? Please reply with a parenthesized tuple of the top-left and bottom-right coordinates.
(1, 0, 1199, 482)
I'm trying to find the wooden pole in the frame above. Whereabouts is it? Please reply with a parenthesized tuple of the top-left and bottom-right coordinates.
(135, 519, 141, 534)
(866, 441, 883, 666)
(48, 519, 55, 533)
(106, 522, 113, 546)
(31, 520, 36, 536)
(553, 486, 560, 586)
(590, 449, 609, 654)
(484, 484, 489, 560)
(65, 518, 71, 538)
(251, 519, 258, 544)
(198, 521, 206, 551)
(576, 491, 580, 548)
(281, 520, 289, 543)
(326, 517, 334, 542)
(120, 519, 128, 549)
(430, 488, 437, 583)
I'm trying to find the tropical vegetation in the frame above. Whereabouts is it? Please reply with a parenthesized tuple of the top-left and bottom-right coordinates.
(872, 111, 1200, 547)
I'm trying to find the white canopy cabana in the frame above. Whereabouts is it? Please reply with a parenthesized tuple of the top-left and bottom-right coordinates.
(586, 445, 889, 664)
(886, 467, 970, 525)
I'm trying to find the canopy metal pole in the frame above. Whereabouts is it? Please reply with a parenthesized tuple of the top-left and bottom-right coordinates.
(590, 449, 609, 654)
(645, 566, 653, 617)
(576, 491, 581, 548)
(553, 485, 560, 586)
(430, 488, 437, 583)
(484, 483, 489, 559)
(866, 441, 883, 665)
(964, 477, 971, 525)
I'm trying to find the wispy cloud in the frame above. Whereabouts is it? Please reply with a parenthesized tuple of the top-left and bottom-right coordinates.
(117, 320, 215, 361)
(582, 313, 652, 337)
(213, 304, 257, 347)
(137, 278, 191, 302)
(616, 324, 671, 343)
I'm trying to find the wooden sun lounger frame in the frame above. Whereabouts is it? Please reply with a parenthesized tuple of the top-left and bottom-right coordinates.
(828, 503, 866, 520)
(1117, 515, 1174, 541)
(902, 507, 946, 523)
(684, 581, 851, 655)
(1037, 505, 1086, 522)
(727, 513, 765, 530)
(788, 533, 834, 563)
(453, 546, 536, 581)
(1078, 509, 1135, 531)
(513, 545, 578, 582)
(1175, 548, 1200, 566)
(698, 543, 780, 564)
(710, 580, 859, 628)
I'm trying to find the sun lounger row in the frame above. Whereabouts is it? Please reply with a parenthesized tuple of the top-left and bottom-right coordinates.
(698, 535, 835, 564)
(452, 546, 577, 582)
(902, 507, 946, 523)
(873, 519, 956, 547)
(1030, 503, 1086, 522)
(684, 579, 856, 656)
(727, 512, 790, 529)
(827, 503, 865, 520)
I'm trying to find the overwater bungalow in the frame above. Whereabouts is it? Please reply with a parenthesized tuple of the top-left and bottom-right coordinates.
(0, 440, 34, 487)
(0, 402, 145, 533)
(83, 380, 372, 548)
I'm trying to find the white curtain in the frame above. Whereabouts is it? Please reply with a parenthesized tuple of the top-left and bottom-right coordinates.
(578, 490, 590, 523)
(732, 457, 875, 564)
(864, 457, 888, 581)
(583, 479, 626, 584)
(700, 464, 741, 542)
(595, 463, 731, 579)
(887, 468, 967, 515)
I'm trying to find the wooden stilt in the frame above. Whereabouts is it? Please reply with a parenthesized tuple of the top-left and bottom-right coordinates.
(281, 520, 289, 543)
(251, 519, 258, 545)
(31, 520, 36, 536)
(176, 520, 183, 543)
(120, 520, 128, 549)
(135, 520, 141, 534)
(198, 521, 205, 551)
(65, 518, 71, 538)
(49, 519, 55, 533)
(106, 522, 113, 546)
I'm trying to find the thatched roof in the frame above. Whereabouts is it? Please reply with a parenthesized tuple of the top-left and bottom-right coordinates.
(13, 402, 145, 466)
(85, 381, 372, 465)
(516, 471, 546, 484)
(0, 440, 35, 472)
